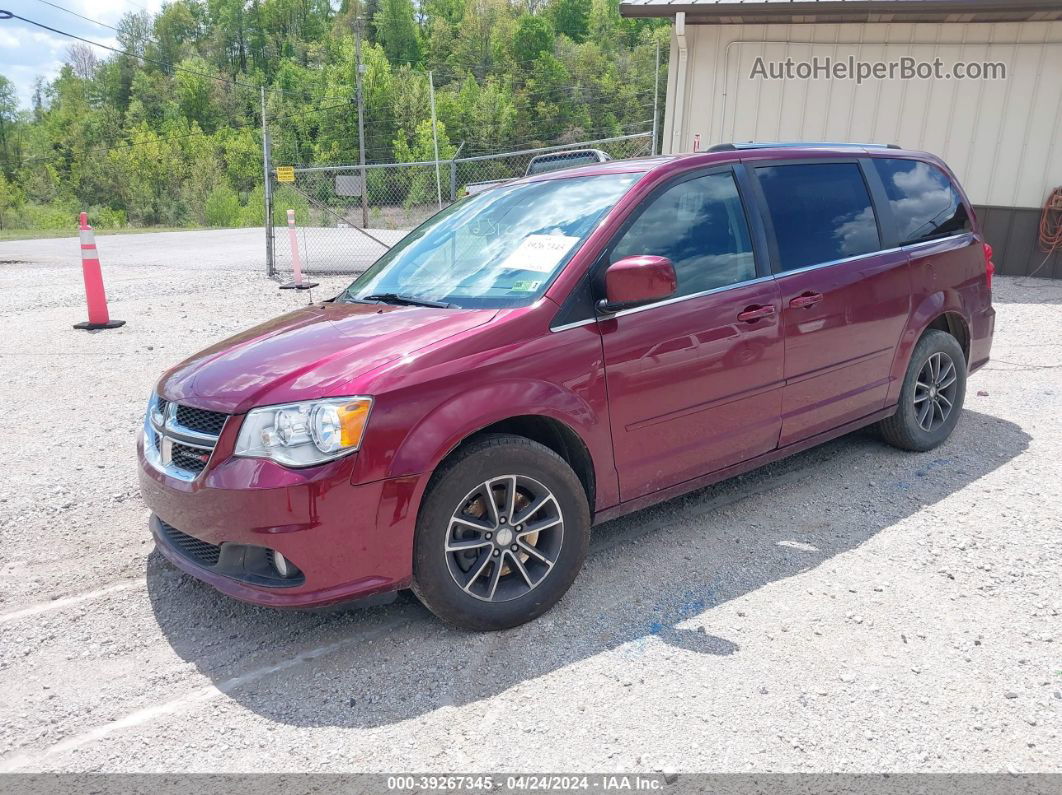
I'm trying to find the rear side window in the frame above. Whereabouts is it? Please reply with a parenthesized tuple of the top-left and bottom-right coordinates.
(873, 158, 971, 245)
(755, 163, 881, 272)
(610, 171, 756, 297)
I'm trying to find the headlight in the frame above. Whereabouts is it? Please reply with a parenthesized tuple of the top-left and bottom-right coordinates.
(234, 397, 372, 467)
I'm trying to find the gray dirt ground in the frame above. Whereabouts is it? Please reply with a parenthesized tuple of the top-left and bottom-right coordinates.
(0, 230, 1059, 773)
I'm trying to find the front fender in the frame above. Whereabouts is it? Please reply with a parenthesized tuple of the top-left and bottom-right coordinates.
(389, 377, 617, 510)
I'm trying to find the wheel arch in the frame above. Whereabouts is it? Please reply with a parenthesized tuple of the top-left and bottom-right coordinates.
(457, 415, 597, 510)
(887, 290, 971, 406)
(924, 311, 971, 363)
(387, 379, 609, 514)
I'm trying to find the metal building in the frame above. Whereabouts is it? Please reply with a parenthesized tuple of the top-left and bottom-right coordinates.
(619, 0, 1062, 277)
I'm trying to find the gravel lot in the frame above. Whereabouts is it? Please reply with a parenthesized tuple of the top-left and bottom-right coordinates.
(0, 230, 1059, 773)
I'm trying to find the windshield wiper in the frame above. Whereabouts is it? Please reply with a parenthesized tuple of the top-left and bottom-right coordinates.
(361, 292, 456, 309)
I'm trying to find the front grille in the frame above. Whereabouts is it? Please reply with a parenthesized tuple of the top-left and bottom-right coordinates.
(175, 405, 227, 436)
(146, 397, 229, 481)
(171, 443, 210, 474)
(158, 519, 221, 567)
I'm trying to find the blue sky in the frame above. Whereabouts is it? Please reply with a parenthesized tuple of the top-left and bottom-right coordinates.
(1, 0, 163, 109)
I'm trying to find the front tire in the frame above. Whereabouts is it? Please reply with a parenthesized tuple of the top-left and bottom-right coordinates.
(878, 329, 967, 452)
(411, 434, 591, 631)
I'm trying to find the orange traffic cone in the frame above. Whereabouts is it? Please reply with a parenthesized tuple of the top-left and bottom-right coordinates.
(279, 208, 318, 291)
(73, 212, 125, 330)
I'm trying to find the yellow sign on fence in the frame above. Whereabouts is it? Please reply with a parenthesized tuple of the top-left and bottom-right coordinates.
(275, 166, 295, 183)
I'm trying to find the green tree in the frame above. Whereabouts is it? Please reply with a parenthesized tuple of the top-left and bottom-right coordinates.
(374, 0, 421, 66)
(175, 56, 221, 131)
(393, 118, 455, 207)
(0, 0, 665, 231)
(151, 1, 202, 72)
(512, 14, 554, 64)
(550, 0, 590, 43)
(0, 75, 18, 171)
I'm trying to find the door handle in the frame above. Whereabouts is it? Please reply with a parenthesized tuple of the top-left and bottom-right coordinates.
(789, 291, 824, 309)
(737, 305, 776, 323)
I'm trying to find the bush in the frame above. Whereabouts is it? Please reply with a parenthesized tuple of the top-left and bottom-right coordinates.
(272, 186, 310, 226)
(20, 201, 79, 230)
(239, 186, 265, 226)
(240, 185, 310, 227)
(204, 184, 242, 227)
(90, 207, 128, 229)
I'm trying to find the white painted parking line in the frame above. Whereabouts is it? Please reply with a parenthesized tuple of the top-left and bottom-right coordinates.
(0, 579, 146, 625)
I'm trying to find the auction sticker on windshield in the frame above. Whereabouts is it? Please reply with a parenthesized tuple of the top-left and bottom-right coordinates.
(499, 234, 580, 273)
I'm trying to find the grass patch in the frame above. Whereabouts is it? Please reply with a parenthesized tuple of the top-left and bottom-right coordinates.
(0, 226, 209, 242)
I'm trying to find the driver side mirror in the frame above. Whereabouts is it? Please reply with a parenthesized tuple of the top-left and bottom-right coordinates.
(598, 255, 677, 314)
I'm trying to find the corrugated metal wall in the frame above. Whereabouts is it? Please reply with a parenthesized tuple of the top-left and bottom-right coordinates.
(663, 21, 1062, 212)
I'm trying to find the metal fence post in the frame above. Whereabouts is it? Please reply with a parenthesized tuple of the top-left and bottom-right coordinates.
(652, 41, 661, 157)
(429, 71, 443, 210)
(354, 16, 369, 229)
(261, 86, 275, 278)
(450, 159, 457, 202)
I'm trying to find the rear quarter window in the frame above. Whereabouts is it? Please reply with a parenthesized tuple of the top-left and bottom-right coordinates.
(872, 158, 972, 245)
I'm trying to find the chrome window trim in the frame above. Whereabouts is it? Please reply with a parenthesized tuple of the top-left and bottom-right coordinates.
(549, 234, 976, 332)
(772, 246, 903, 278)
(899, 232, 973, 251)
(550, 316, 598, 332)
(610, 274, 776, 319)
(550, 274, 776, 331)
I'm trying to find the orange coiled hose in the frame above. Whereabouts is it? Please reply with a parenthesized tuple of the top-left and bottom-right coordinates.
(1040, 187, 1062, 255)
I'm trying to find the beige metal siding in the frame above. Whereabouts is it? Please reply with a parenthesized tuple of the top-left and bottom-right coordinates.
(663, 21, 1062, 208)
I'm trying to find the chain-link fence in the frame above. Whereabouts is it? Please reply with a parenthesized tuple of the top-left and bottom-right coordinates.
(267, 132, 653, 280)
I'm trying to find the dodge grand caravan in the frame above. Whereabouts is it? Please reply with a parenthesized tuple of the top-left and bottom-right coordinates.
(139, 142, 995, 630)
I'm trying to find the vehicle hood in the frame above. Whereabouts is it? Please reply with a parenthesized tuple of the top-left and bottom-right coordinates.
(157, 301, 497, 413)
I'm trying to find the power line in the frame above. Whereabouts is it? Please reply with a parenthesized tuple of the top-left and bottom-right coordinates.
(32, 0, 120, 32)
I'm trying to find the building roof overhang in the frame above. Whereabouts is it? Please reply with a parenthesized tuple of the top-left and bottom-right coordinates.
(619, 0, 1062, 24)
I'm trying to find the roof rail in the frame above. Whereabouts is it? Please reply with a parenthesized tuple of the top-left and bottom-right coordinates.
(707, 141, 901, 152)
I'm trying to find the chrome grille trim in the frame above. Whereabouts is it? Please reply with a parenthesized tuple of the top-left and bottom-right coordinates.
(144, 397, 227, 481)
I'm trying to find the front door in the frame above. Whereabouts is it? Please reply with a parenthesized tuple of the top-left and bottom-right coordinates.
(751, 160, 911, 446)
(599, 169, 784, 501)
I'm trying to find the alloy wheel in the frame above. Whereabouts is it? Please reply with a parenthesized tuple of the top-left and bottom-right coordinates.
(444, 475, 564, 602)
(914, 351, 958, 432)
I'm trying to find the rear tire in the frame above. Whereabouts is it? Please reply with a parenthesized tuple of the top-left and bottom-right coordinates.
(877, 329, 967, 452)
(411, 434, 590, 631)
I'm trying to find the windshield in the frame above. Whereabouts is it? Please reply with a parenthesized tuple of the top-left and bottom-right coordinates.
(339, 172, 641, 309)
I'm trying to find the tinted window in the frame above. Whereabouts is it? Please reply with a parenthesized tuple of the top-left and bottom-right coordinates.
(873, 158, 971, 244)
(610, 172, 755, 297)
(756, 163, 880, 272)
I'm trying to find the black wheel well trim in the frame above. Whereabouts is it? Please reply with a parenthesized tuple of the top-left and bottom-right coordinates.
(924, 311, 971, 363)
(432, 415, 597, 513)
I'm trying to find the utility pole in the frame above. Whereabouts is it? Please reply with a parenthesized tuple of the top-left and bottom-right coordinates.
(261, 85, 274, 278)
(428, 71, 443, 210)
(354, 15, 369, 229)
(651, 40, 660, 157)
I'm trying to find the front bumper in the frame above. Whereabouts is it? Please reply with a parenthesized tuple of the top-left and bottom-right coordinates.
(138, 434, 421, 608)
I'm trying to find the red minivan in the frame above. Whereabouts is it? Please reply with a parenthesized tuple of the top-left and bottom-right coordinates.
(139, 143, 995, 630)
